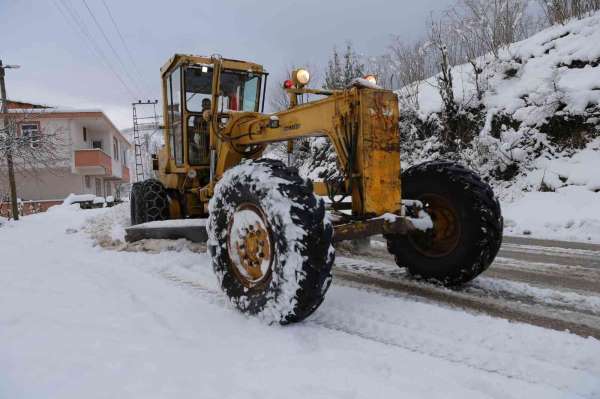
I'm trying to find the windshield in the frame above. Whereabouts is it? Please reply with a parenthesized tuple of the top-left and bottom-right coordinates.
(218, 70, 261, 112)
(185, 67, 262, 113)
(185, 67, 213, 112)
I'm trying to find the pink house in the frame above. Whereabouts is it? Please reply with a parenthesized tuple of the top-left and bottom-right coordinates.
(0, 101, 132, 214)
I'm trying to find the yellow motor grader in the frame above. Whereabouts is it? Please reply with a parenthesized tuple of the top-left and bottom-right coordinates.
(129, 54, 503, 323)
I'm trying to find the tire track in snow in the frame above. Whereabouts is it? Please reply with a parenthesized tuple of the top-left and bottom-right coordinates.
(309, 302, 599, 399)
(489, 257, 600, 293)
(333, 266, 600, 340)
(152, 267, 600, 398)
(335, 235, 600, 338)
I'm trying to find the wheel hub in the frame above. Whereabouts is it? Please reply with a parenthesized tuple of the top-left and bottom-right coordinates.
(227, 203, 273, 287)
(409, 194, 461, 258)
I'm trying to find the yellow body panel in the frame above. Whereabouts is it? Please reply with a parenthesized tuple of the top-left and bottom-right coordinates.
(156, 54, 403, 219)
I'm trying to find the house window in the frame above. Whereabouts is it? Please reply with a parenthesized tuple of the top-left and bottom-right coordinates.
(105, 182, 112, 197)
(83, 127, 87, 142)
(92, 140, 102, 150)
(113, 137, 119, 161)
(122, 146, 127, 165)
(95, 178, 102, 196)
(84, 175, 91, 189)
(20, 122, 41, 148)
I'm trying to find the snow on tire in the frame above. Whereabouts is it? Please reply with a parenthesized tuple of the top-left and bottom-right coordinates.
(208, 159, 334, 324)
(386, 160, 503, 286)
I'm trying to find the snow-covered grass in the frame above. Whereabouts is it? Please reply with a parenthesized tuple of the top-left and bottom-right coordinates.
(503, 185, 600, 242)
(1, 204, 599, 398)
(497, 137, 600, 243)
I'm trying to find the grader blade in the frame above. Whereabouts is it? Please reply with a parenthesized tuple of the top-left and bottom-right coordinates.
(125, 220, 208, 243)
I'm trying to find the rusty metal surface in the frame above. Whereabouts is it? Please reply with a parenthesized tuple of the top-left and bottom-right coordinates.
(333, 216, 413, 242)
(356, 90, 402, 216)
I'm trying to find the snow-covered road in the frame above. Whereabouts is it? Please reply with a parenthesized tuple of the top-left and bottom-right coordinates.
(1, 205, 599, 398)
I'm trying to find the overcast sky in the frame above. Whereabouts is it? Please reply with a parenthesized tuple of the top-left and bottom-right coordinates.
(1, 0, 453, 129)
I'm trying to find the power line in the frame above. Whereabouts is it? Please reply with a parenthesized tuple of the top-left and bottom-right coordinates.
(100, 0, 150, 98)
(81, 0, 144, 98)
(53, 0, 137, 99)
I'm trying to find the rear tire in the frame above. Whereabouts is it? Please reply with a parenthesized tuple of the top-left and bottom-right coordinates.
(129, 182, 145, 225)
(141, 179, 169, 222)
(208, 159, 334, 324)
(386, 160, 503, 286)
(129, 179, 169, 225)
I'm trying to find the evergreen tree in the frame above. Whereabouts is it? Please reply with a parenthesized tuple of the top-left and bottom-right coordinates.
(324, 42, 364, 90)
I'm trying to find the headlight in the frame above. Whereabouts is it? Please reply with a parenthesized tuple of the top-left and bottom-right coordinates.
(364, 75, 377, 85)
(187, 169, 197, 179)
(294, 69, 310, 86)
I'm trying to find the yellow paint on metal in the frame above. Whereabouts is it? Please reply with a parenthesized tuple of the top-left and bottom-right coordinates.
(155, 53, 404, 221)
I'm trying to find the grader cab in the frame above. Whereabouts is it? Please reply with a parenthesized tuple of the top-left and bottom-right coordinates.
(130, 54, 503, 324)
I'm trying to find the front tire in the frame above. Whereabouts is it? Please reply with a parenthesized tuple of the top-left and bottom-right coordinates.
(208, 159, 334, 324)
(386, 160, 503, 286)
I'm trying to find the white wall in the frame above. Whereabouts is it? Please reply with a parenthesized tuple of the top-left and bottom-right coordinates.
(0, 113, 132, 201)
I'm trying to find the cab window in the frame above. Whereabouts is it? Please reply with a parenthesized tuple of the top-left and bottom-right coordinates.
(185, 67, 213, 112)
(167, 67, 183, 165)
(218, 71, 261, 112)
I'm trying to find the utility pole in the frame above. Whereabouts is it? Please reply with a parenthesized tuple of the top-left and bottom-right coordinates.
(0, 60, 21, 220)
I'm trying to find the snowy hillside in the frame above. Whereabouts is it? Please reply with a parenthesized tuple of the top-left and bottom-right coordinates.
(396, 12, 600, 243)
(407, 13, 600, 124)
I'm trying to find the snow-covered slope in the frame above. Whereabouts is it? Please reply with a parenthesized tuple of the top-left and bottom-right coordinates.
(1, 205, 599, 398)
(398, 13, 600, 243)
(403, 12, 600, 127)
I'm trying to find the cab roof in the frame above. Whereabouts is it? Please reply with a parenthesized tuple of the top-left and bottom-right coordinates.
(160, 54, 265, 77)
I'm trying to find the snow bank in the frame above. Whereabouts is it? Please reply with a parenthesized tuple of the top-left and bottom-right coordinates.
(503, 185, 600, 242)
(62, 193, 95, 206)
(1, 204, 599, 398)
(132, 219, 208, 229)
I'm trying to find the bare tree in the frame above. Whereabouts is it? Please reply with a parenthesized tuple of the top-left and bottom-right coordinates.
(388, 38, 429, 108)
(0, 109, 67, 219)
(447, 0, 531, 58)
(537, 0, 600, 24)
(364, 54, 396, 89)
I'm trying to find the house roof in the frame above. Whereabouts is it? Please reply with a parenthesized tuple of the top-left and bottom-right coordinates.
(5, 106, 132, 147)
(2, 99, 51, 109)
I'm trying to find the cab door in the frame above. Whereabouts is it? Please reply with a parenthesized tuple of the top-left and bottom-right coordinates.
(165, 67, 184, 168)
(183, 66, 214, 167)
